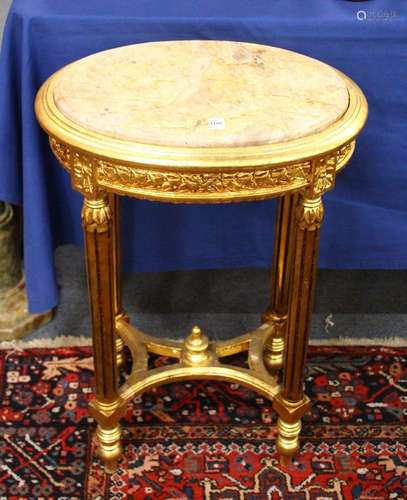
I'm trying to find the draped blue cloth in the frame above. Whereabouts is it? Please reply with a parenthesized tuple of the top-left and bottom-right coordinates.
(0, 0, 406, 313)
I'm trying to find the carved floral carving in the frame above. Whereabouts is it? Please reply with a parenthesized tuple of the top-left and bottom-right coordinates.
(72, 153, 95, 196)
(50, 137, 70, 164)
(48, 138, 355, 201)
(96, 160, 311, 196)
(337, 141, 355, 169)
(50, 137, 96, 196)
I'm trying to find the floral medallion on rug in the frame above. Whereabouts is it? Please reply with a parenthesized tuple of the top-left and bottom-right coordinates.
(0, 345, 406, 499)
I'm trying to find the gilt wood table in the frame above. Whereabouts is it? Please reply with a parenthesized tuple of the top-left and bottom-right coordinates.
(35, 40, 367, 472)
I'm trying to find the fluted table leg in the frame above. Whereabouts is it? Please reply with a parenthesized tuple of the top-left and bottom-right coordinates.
(263, 194, 298, 375)
(109, 193, 126, 369)
(82, 195, 122, 473)
(273, 193, 324, 463)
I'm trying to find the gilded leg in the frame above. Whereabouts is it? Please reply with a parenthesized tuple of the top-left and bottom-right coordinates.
(273, 193, 323, 462)
(109, 193, 126, 369)
(82, 194, 123, 472)
(96, 422, 123, 473)
(277, 418, 301, 463)
(263, 194, 297, 374)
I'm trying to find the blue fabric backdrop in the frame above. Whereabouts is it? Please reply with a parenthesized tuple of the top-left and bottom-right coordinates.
(0, 0, 406, 313)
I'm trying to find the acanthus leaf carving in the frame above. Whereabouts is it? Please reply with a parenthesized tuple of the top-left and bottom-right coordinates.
(81, 197, 111, 232)
(296, 196, 324, 231)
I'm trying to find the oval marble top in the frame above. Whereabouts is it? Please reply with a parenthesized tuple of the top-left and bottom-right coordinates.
(53, 40, 349, 148)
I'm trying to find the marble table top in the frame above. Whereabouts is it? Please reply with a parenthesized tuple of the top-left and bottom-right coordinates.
(53, 40, 349, 148)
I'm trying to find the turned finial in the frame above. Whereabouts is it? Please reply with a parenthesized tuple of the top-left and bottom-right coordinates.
(181, 325, 212, 367)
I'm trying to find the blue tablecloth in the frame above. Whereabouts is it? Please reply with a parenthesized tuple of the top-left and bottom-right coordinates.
(0, 0, 406, 313)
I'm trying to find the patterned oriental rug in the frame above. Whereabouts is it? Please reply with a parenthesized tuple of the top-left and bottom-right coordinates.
(0, 345, 406, 499)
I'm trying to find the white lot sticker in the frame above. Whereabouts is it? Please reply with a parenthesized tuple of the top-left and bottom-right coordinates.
(208, 117, 225, 130)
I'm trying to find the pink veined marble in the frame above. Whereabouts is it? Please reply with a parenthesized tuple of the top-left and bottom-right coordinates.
(53, 40, 349, 148)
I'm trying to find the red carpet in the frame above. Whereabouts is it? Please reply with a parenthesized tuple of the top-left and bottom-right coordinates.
(0, 345, 406, 499)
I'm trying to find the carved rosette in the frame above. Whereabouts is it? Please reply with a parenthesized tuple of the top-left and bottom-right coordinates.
(296, 196, 324, 231)
(310, 141, 355, 196)
(50, 137, 97, 197)
(81, 198, 111, 233)
(311, 154, 336, 195)
(72, 153, 96, 196)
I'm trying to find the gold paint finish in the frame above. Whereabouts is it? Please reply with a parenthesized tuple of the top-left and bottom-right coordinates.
(273, 394, 311, 423)
(96, 424, 123, 473)
(263, 194, 298, 373)
(181, 326, 214, 367)
(276, 418, 302, 457)
(34, 40, 368, 470)
(109, 193, 126, 369)
(116, 318, 280, 403)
